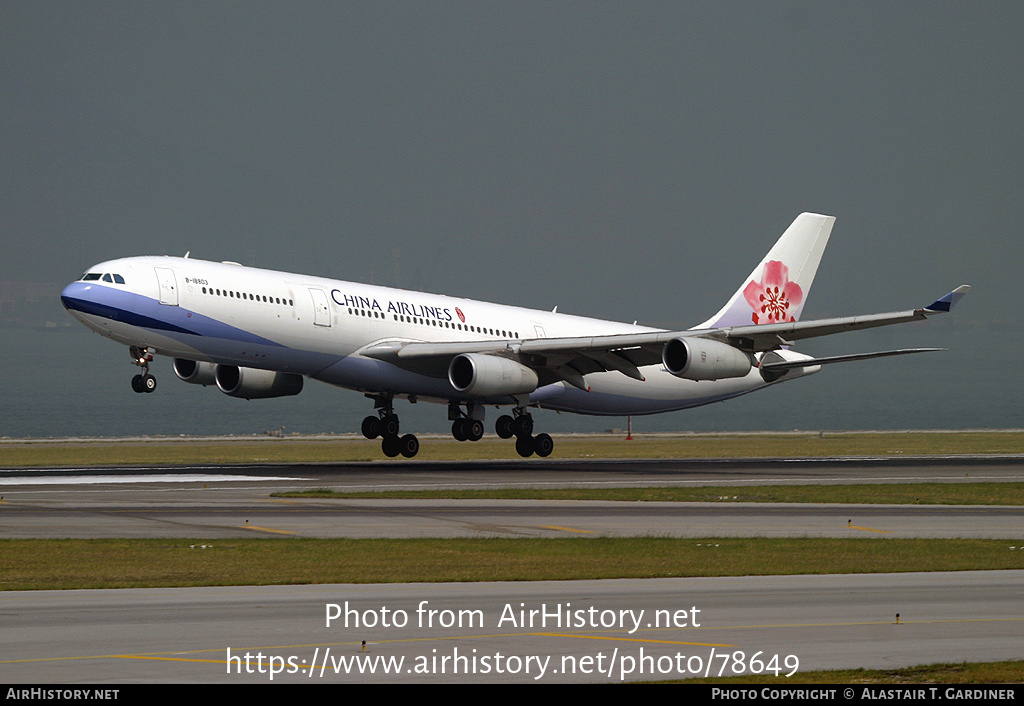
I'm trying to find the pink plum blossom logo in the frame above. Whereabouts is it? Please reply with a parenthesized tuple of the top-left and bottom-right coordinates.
(742, 260, 803, 324)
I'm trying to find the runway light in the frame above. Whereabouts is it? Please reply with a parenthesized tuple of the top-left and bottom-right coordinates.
(896, 613, 901, 624)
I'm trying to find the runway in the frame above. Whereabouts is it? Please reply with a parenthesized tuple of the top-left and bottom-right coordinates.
(2, 457, 1022, 683)
(1, 457, 1022, 539)
(3, 572, 1023, 683)
(3, 496, 1023, 539)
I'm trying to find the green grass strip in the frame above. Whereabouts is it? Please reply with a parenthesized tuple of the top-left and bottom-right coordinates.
(2, 431, 1023, 467)
(666, 660, 1024, 684)
(3, 538, 1023, 591)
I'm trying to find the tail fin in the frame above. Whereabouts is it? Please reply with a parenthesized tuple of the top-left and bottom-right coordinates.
(696, 212, 835, 329)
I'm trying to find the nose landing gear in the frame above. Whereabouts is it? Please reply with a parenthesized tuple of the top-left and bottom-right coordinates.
(129, 346, 156, 393)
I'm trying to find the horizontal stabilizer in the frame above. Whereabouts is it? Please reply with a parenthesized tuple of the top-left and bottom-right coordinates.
(759, 348, 944, 371)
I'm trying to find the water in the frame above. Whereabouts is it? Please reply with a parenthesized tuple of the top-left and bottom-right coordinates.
(0, 319, 1014, 439)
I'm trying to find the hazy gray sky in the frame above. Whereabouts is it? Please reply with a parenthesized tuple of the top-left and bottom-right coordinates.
(1, 2, 1018, 433)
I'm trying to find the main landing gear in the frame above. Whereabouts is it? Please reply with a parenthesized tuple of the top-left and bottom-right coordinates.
(359, 397, 553, 460)
(495, 408, 553, 458)
(129, 346, 157, 393)
(360, 395, 419, 458)
(450, 402, 552, 456)
(449, 401, 484, 442)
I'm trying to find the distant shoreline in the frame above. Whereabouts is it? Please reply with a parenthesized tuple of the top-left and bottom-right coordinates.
(2, 428, 1024, 445)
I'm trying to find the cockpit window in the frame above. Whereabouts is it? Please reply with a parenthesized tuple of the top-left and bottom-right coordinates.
(84, 272, 126, 284)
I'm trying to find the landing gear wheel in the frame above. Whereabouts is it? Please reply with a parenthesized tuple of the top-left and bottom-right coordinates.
(515, 435, 535, 458)
(382, 414, 400, 438)
(381, 435, 401, 458)
(361, 415, 381, 439)
(495, 415, 515, 439)
(399, 434, 419, 458)
(513, 415, 534, 437)
(466, 420, 484, 442)
(452, 419, 468, 441)
(533, 433, 553, 457)
(128, 347, 155, 394)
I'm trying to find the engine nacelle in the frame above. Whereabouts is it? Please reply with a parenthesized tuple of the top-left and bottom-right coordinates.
(215, 365, 304, 399)
(173, 358, 218, 386)
(448, 353, 539, 397)
(662, 337, 753, 381)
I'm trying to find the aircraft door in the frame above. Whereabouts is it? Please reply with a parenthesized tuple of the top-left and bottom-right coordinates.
(155, 268, 178, 305)
(309, 288, 331, 327)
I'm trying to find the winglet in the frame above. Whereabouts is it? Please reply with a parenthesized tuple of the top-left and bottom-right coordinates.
(924, 285, 971, 313)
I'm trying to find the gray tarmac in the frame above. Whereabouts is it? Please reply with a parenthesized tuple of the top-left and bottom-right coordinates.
(3, 496, 1023, 539)
(3, 572, 1022, 683)
(1, 457, 1022, 538)
(2, 457, 1023, 683)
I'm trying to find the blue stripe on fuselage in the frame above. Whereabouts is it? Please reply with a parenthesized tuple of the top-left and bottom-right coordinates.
(60, 281, 284, 347)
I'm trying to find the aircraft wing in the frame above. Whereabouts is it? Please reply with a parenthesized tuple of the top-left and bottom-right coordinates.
(362, 285, 970, 389)
(702, 308, 933, 351)
(361, 331, 669, 387)
(758, 347, 945, 372)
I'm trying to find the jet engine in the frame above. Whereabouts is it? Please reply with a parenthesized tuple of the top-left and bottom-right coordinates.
(448, 353, 539, 397)
(172, 358, 218, 386)
(214, 365, 304, 399)
(662, 337, 753, 381)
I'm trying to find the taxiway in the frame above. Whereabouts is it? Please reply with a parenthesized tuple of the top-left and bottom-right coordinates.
(2, 457, 1022, 683)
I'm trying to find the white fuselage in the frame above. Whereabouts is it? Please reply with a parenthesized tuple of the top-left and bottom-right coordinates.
(62, 255, 797, 417)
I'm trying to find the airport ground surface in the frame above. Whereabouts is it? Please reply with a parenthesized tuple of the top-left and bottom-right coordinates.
(2, 451, 1022, 683)
(4, 571, 1023, 684)
(3, 456, 1024, 539)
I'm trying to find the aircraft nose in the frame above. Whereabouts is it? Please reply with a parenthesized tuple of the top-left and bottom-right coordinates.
(61, 281, 88, 311)
(60, 280, 106, 320)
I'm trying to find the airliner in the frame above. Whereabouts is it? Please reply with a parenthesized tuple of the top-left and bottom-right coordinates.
(60, 213, 969, 458)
